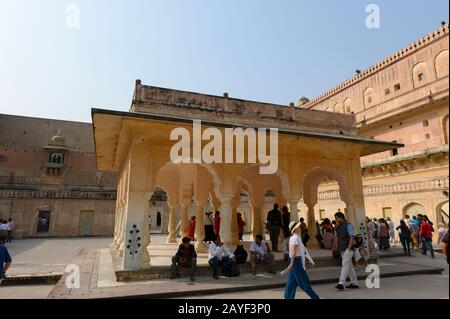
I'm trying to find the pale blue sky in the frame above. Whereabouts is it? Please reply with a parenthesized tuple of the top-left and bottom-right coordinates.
(0, 0, 448, 123)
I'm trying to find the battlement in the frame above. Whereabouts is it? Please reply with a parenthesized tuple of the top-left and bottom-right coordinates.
(302, 23, 449, 109)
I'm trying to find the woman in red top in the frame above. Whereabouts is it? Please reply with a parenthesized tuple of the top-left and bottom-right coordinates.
(214, 211, 221, 237)
(187, 216, 196, 241)
(420, 216, 435, 258)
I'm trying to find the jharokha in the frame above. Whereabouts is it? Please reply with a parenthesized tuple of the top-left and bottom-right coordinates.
(0, 23, 448, 271)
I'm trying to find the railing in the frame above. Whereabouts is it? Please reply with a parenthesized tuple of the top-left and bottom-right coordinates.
(0, 188, 116, 200)
(318, 177, 449, 200)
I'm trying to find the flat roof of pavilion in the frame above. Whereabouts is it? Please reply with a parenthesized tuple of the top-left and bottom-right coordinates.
(91, 108, 403, 171)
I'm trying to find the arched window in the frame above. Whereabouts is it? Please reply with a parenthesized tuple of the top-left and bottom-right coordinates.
(363, 87, 374, 108)
(403, 202, 425, 217)
(50, 153, 63, 164)
(443, 114, 449, 145)
(344, 98, 352, 113)
(334, 102, 343, 113)
(435, 50, 449, 79)
(412, 62, 429, 88)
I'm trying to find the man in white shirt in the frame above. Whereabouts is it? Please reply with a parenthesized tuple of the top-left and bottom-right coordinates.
(0, 220, 9, 245)
(208, 236, 235, 279)
(250, 234, 275, 274)
(0, 221, 9, 231)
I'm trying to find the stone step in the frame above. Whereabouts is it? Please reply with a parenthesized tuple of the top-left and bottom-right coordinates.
(1, 274, 62, 286)
(112, 247, 377, 282)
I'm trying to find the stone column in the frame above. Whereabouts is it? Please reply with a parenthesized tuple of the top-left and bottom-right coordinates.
(194, 201, 207, 252)
(219, 196, 233, 247)
(179, 204, 189, 238)
(288, 197, 300, 222)
(120, 141, 154, 270)
(231, 198, 240, 246)
(251, 205, 263, 240)
(306, 203, 319, 248)
(346, 158, 371, 252)
(166, 204, 177, 243)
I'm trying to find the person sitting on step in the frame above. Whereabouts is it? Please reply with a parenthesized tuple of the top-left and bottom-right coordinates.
(170, 237, 197, 282)
(250, 234, 275, 275)
(208, 236, 235, 279)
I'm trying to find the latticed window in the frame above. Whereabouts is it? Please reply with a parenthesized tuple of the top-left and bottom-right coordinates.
(46, 152, 64, 176)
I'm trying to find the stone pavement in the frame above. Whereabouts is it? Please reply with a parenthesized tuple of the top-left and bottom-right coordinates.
(46, 247, 445, 299)
(3, 237, 112, 277)
(1, 235, 446, 299)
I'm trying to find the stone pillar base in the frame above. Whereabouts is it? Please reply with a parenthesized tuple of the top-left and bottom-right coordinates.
(166, 233, 177, 243)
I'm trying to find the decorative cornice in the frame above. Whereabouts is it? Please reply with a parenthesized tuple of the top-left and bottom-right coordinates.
(361, 145, 449, 174)
(318, 176, 449, 200)
(0, 188, 116, 200)
(303, 23, 449, 109)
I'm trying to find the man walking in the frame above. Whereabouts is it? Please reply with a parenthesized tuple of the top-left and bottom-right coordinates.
(420, 216, 435, 258)
(0, 244, 12, 285)
(267, 203, 282, 252)
(334, 212, 359, 290)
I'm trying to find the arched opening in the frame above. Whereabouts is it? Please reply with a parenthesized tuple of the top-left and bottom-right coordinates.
(403, 202, 425, 218)
(334, 102, 343, 113)
(344, 98, 352, 114)
(363, 87, 374, 109)
(152, 159, 222, 247)
(443, 114, 449, 145)
(435, 50, 449, 79)
(412, 62, 429, 88)
(436, 201, 449, 226)
(235, 164, 289, 245)
(149, 186, 168, 234)
(238, 190, 252, 235)
(303, 166, 349, 249)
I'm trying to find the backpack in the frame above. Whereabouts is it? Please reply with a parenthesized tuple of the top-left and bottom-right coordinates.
(234, 245, 248, 264)
(224, 261, 240, 277)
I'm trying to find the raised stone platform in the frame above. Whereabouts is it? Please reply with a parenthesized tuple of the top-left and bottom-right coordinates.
(109, 241, 377, 282)
(47, 248, 445, 299)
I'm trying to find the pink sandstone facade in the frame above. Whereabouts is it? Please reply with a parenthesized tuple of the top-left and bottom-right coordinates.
(302, 23, 449, 234)
(0, 114, 117, 237)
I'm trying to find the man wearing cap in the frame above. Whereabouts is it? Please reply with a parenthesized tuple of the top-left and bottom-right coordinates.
(334, 212, 359, 290)
(250, 234, 275, 275)
(284, 221, 319, 299)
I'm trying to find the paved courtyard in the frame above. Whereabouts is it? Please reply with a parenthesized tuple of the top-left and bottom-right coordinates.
(0, 235, 448, 299)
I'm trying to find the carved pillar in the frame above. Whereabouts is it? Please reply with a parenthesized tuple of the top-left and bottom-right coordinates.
(120, 142, 155, 270)
(251, 205, 263, 240)
(346, 158, 371, 252)
(231, 197, 240, 246)
(306, 203, 319, 248)
(219, 196, 233, 247)
(179, 204, 189, 238)
(166, 204, 177, 243)
(194, 201, 207, 252)
(287, 197, 300, 222)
